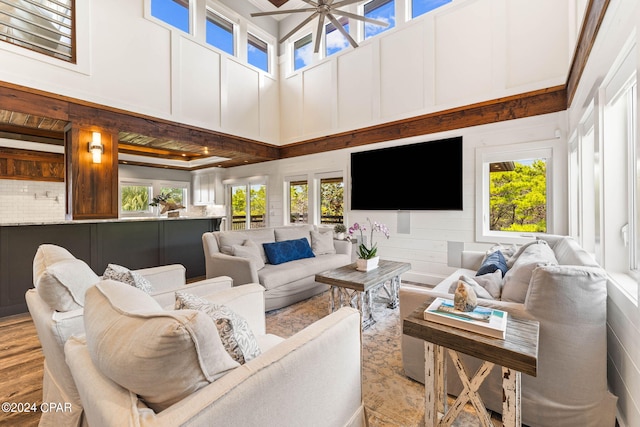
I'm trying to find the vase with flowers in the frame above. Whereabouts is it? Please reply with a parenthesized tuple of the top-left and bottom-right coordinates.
(348, 218, 390, 271)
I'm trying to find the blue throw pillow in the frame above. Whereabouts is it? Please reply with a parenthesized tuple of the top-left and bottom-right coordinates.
(476, 250, 508, 277)
(263, 238, 315, 265)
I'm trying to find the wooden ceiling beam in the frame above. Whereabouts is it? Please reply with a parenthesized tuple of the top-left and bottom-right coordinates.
(280, 86, 567, 159)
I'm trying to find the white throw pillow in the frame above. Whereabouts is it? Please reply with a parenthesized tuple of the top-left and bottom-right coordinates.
(32, 244, 77, 286)
(103, 263, 153, 293)
(175, 291, 262, 364)
(275, 226, 312, 243)
(311, 230, 336, 255)
(35, 258, 100, 312)
(501, 240, 558, 303)
(231, 239, 265, 270)
(83, 280, 239, 412)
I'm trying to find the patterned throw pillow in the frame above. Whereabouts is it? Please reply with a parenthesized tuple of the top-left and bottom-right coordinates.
(175, 291, 261, 364)
(103, 264, 153, 294)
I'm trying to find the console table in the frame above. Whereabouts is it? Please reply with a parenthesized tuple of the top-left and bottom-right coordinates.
(403, 298, 539, 427)
(315, 259, 411, 329)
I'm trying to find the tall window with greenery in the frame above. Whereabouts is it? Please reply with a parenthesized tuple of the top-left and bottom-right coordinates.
(231, 183, 266, 229)
(489, 159, 547, 232)
(320, 177, 344, 225)
(290, 181, 308, 223)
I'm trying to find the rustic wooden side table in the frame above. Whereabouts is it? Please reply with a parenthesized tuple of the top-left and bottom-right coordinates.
(403, 298, 539, 427)
(315, 259, 411, 329)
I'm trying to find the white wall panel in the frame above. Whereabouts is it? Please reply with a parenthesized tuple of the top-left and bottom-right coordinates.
(260, 74, 280, 141)
(178, 38, 221, 129)
(338, 45, 375, 130)
(223, 60, 260, 137)
(434, 0, 493, 106)
(303, 61, 334, 136)
(506, 0, 570, 88)
(280, 73, 304, 143)
(380, 23, 425, 118)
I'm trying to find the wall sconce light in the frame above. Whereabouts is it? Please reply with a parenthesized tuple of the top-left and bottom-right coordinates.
(88, 131, 103, 164)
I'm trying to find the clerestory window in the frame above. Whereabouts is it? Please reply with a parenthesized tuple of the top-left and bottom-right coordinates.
(363, 0, 395, 39)
(206, 9, 234, 55)
(0, 0, 74, 62)
(151, 0, 190, 33)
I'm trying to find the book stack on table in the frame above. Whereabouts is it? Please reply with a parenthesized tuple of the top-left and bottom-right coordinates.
(423, 297, 508, 339)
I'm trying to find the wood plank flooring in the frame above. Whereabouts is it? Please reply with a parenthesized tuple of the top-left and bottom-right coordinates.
(0, 313, 42, 426)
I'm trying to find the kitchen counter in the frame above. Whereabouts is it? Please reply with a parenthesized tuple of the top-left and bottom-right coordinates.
(0, 215, 225, 227)
(0, 216, 223, 317)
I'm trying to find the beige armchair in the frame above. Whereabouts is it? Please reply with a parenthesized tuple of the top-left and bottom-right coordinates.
(26, 244, 233, 427)
(64, 280, 365, 427)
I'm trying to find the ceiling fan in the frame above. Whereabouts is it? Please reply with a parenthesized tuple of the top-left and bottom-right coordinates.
(251, 0, 389, 53)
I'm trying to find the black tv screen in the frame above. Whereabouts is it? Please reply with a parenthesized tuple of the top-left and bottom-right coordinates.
(350, 136, 463, 210)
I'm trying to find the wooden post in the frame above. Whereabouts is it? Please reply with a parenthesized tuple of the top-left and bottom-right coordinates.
(64, 124, 118, 220)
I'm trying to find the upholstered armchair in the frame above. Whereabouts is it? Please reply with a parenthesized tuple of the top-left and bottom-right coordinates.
(64, 280, 365, 427)
(26, 244, 233, 427)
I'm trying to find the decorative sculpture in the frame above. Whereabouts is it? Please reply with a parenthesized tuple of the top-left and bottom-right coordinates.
(453, 281, 478, 312)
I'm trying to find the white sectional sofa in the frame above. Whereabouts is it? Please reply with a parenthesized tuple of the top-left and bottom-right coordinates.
(26, 244, 234, 427)
(202, 225, 352, 311)
(399, 235, 618, 427)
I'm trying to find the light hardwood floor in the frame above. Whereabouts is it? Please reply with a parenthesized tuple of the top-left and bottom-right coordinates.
(0, 313, 42, 426)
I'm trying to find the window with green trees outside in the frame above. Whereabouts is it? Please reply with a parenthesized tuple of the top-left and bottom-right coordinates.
(489, 159, 547, 232)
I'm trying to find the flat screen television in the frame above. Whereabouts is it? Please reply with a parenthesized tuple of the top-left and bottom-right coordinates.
(350, 136, 463, 210)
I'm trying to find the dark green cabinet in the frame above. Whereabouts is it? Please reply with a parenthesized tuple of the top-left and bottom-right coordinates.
(0, 217, 221, 317)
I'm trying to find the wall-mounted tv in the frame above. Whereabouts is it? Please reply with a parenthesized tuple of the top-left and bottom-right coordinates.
(350, 136, 463, 210)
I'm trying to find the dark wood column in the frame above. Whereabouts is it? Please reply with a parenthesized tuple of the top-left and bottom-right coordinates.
(64, 124, 118, 220)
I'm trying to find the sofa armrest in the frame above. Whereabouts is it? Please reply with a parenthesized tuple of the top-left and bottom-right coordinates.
(150, 276, 234, 309)
(65, 307, 363, 427)
(204, 252, 259, 285)
(333, 239, 352, 256)
(134, 264, 186, 292)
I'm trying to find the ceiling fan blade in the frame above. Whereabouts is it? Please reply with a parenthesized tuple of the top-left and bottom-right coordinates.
(300, 0, 319, 5)
(331, 9, 389, 27)
(280, 11, 320, 44)
(327, 13, 359, 49)
(251, 8, 316, 17)
(314, 12, 327, 53)
(331, 0, 364, 9)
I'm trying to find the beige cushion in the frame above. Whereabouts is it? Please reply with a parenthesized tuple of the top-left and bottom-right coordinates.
(311, 230, 336, 255)
(33, 244, 78, 285)
(275, 226, 312, 243)
(218, 229, 275, 263)
(231, 239, 265, 270)
(501, 240, 558, 303)
(83, 280, 239, 412)
(35, 258, 100, 312)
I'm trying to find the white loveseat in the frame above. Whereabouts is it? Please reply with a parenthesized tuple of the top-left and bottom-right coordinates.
(26, 244, 233, 427)
(202, 225, 352, 311)
(64, 280, 365, 427)
(399, 235, 618, 427)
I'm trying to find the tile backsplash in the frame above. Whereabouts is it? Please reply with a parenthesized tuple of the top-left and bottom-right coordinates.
(0, 180, 66, 224)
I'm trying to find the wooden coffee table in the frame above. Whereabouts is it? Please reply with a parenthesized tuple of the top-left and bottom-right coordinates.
(315, 259, 411, 329)
(403, 297, 539, 427)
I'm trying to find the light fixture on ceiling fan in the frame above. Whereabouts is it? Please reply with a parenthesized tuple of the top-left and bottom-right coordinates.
(251, 0, 389, 53)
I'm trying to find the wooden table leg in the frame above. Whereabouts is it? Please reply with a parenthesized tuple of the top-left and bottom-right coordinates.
(425, 342, 445, 425)
(502, 367, 522, 426)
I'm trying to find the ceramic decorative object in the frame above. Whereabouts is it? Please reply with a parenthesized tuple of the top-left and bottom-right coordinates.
(453, 281, 478, 312)
(356, 256, 379, 272)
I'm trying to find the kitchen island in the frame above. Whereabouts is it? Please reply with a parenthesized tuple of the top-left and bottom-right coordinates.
(0, 216, 222, 317)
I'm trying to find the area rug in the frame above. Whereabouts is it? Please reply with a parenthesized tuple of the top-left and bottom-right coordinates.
(265, 287, 503, 427)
